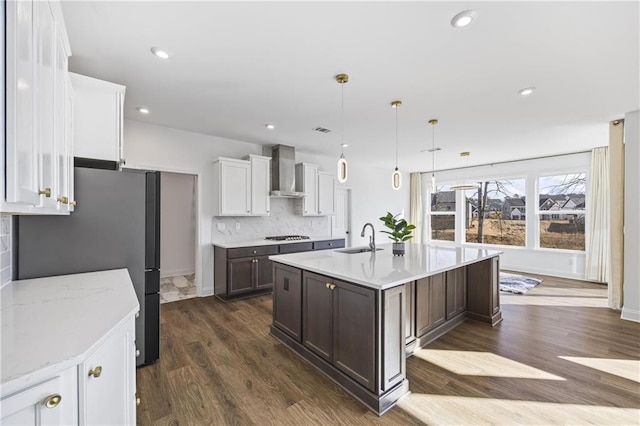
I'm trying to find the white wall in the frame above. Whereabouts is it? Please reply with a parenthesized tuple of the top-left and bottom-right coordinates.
(424, 152, 591, 280)
(123, 120, 410, 296)
(623, 110, 640, 322)
(0, 215, 12, 286)
(160, 172, 197, 278)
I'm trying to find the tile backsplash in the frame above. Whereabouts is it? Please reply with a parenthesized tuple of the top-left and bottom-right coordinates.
(212, 198, 330, 242)
(1, 215, 12, 286)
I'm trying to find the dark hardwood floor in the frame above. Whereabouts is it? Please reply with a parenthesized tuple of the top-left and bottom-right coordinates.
(137, 274, 640, 425)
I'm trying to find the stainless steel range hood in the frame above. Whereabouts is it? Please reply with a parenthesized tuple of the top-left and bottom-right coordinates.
(265, 144, 306, 198)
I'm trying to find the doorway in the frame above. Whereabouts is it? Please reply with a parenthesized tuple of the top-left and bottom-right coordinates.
(333, 187, 352, 247)
(160, 171, 198, 303)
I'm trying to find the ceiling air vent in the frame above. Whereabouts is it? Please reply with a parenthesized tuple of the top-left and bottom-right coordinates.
(313, 126, 331, 133)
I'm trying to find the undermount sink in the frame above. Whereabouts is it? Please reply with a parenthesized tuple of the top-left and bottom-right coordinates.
(336, 247, 384, 254)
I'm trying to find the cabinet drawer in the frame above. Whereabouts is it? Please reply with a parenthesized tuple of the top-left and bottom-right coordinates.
(228, 245, 278, 259)
(279, 242, 314, 254)
(313, 239, 345, 250)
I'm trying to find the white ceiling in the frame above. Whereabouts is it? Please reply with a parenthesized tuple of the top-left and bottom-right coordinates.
(61, 1, 639, 172)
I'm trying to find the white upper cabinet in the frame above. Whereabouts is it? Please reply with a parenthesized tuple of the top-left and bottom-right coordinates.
(317, 171, 336, 216)
(69, 72, 125, 164)
(247, 155, 271, 216)
(295, 163, 319, 216)
(295, 163, 335, 216)
(2, 0, 74, 215)
(4, 0, 39, 206)
(213, 158, 252, 216)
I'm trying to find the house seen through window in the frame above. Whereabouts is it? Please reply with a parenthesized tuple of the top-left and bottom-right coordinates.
(538, 173, 586, 250)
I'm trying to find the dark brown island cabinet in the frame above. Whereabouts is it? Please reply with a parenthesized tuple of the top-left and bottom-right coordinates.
(270, 255, 502, 415)
(213, 239, 345, 301)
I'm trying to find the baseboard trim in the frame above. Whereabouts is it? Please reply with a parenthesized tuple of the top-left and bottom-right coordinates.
(621, 307, 640, 323)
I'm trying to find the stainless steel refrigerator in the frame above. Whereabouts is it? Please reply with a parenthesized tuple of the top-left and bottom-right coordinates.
(17, 165, 160, 366)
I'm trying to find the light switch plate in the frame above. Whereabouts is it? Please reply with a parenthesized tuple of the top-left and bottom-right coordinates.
(235, 223, 241, 230)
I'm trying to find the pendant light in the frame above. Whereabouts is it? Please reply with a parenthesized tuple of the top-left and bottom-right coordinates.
(428, 119, 438, 193)
(451, 151, 479, 190)
(336, 73, 349, 183)
(391, 100, 402, 190)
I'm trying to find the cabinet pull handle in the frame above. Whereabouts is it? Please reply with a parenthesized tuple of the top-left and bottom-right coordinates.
(330, 284, 336, 290)
(136, 349, 140, 357)
(325, 282, 331, 289)
(57, 196, 69, 204)
(38, 188, 52, 198)
(136, 396, 141, 406)
(88, 366, 103, 378)
(136, 311, 140, 318)
(43, 394, 62, 408)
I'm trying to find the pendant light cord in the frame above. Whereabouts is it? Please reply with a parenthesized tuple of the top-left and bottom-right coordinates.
(431, 124, 435, 173)
(395, 106, 399, 169)
(340, 82, 344, 156)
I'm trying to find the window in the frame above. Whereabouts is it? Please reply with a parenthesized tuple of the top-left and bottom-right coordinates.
(464, 179, 526, 247)
(429, 185, 456, 241)
(538, 173, 586, 251)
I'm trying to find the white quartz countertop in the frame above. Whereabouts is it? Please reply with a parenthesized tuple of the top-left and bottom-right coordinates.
(269, 243, 502, 290)
(212, 235, 341, 249)
(1, 269, 139, 387)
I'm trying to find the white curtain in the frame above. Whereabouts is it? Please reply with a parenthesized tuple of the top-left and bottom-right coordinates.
(410, 173, 423, 244)
(585, 147, 610, 283)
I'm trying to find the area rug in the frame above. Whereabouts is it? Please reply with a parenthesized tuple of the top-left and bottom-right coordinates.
(499, 272, 542, 294)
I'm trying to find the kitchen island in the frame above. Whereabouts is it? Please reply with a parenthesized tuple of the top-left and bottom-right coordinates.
(269, 243, 502, 415)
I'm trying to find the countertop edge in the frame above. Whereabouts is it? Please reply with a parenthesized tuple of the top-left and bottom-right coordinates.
(212, 236, 343, 249)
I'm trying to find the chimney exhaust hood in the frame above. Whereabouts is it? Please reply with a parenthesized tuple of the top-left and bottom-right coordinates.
(265, 144, 306, 198)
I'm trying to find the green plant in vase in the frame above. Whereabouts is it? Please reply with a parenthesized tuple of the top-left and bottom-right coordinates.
(379, 212, 416, 256)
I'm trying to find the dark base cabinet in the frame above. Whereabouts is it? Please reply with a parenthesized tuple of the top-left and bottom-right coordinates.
(271, 266, 408, 415)
(215, 245, 278, 301)
(467, 257, 503, 326)
(214, 239, 345, 301)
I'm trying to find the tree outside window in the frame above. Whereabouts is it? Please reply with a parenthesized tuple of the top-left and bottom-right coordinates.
(464, 179, 526, 246)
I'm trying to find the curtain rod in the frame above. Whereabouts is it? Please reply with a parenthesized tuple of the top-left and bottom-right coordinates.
(419, 149, 594, 176)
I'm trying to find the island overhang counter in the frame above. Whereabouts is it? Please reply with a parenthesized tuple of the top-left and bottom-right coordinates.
(269, 243, 503, 415)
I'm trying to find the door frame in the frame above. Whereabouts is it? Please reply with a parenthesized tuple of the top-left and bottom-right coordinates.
(333, 187, 352, 247)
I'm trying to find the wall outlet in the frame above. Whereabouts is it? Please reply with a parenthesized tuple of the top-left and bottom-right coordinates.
(235, 223, 241, 230)
(216, 223, 225, 231)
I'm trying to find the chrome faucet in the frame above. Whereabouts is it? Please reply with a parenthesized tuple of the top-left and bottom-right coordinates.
(361, 223, 376, 251)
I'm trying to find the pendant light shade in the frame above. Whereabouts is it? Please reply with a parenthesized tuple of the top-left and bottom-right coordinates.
(336, 73, 349, 183)
(391, 100, 402, 190)
(428, 119, 438, 193)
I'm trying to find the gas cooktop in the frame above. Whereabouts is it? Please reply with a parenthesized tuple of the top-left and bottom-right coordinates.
(265, 235, 311, 241)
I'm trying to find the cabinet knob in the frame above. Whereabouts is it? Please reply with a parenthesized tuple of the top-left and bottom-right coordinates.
(136, 397, 141, 406)
(328, 243, 332, 246)
(247, 210, 250, 213)
(136, 349, 140, 357)
(57, 196, 69, 204)
(330, 284, 336, 290)
(38, 188, 52, 198)
(43, 394, 62, 409)
(253, 250, 257, 254)
(325, 282, 331, 289)
(136, 311, 140, 318)
(70, 200, 77, 206)
(88, 366, 103, 378)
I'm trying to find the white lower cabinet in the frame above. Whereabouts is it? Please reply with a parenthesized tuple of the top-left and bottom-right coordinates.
(0, 368, 78, 425)
(79, 316, 137, 425)
(1, 317, 137, 426)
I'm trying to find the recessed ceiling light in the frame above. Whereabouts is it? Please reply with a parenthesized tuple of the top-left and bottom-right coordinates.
(265, 124, 276, 130)
(518, 87, 536, 96)
(451, 10, 476, 28)
(150, 47, 170, 59)
(341, 143, 349, 148)
(137, 107, 150, 114)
